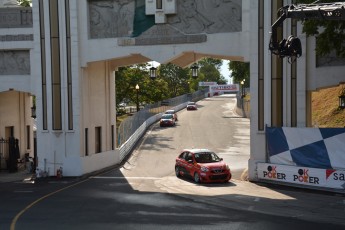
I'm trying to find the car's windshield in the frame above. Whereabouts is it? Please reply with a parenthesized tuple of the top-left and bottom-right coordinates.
(161, 114, 173, 119)
(194, 152, 221, 163)
(165, 111, 174, 114)
(188, 102, 195, 105)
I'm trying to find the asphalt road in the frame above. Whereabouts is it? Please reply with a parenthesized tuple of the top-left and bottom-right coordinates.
(120, 95, 250, 180)
(1, 95, 345, 230)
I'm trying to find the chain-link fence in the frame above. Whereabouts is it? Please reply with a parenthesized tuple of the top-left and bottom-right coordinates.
(117, 89, 207, 147)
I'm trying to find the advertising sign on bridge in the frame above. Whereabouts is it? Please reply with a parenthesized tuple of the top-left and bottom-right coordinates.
(199, 82, 217, 87)
(209, 84, 239, 95)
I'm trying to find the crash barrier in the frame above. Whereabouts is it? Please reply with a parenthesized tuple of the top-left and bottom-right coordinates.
(117, 90, 207, 162)
(117, 89, 207, 147)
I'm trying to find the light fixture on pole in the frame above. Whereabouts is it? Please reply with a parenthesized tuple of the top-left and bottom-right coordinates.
(339, 86, 345, 109)
(339, 95, 345, 109)
(149, 62, 157, 80)
(135, 84, 140, 112)
(191, 63, 199, 79)
(240, 80, 245, 98)
(190, 52, 199, 79)
(31, 105, 36, 119)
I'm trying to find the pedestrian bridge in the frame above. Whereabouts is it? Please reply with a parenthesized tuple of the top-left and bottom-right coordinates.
(83, 0, 249, 69)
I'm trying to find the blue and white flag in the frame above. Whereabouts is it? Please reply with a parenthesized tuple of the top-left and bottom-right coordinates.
(266, 127, 345, 170)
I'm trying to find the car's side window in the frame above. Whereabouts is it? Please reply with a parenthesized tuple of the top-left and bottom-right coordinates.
(186, 153, 193, 162)
(179, 152, 187, 160)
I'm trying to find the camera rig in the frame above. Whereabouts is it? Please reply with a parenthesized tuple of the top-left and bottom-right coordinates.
(269, 2, 345, 61)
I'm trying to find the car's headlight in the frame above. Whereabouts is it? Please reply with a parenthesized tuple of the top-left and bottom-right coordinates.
(201, 166, 209, 172)
(225, 164, 230, 170)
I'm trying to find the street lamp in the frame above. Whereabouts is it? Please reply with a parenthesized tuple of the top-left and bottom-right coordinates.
(339, 94, 345, 109)
(191, 63, 199, 79)
(31, 105, 36, 119)
(135, 84, 140, 112)
(149, 66, 157, 80)
(339, 86, 345, 109)
(240, 80, 245, 98)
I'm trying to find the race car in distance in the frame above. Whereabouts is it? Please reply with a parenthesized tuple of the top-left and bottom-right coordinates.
(159, 114, 176, 127)
(164, 109, 178, 121)
(175, 149, 231, 183)
(186, 102, 197, 110)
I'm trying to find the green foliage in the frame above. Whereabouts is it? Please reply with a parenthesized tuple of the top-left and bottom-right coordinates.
(17, 0, 31, 7)
(116, 64, 157, 107)
(198, 58, 222, 69)
(296, 0, 345, 57)
(198, 58, 227, 85)
(229, 61, 250, 87)
(115, 58, 229, 111)
(158, 63, 190, 98)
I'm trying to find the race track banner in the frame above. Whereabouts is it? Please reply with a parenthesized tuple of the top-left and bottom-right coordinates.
(257, 163, 345, 190)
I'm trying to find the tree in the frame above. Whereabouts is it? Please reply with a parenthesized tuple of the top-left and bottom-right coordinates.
(228, 61, 250, 87)
(17, 0, 31, 7)
(198, 58, 222, 69)
(296, 0, 345, 57)
(158, 63, 190, 98)
(116, 65, 148, 106)
(198, 58, 227, 84)
(115, 64, 169, 111)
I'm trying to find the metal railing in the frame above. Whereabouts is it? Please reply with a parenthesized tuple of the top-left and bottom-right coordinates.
(117, 89, 207, 147)
(236, 89, 250, 118)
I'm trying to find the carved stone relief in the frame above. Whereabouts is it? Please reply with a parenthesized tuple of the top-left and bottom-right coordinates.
(168, 0, 242, 34)
(0, 0, 19, 7)
(0, 50, 30, 75)
(0, 8, 33, 28)
(0, 34, 33, 41)
(89, 0, 135, 38)
(89, 0, 242, 40)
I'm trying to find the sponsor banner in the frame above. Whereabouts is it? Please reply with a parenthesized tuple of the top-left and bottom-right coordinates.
(210, 84, 239, 92)
(199, 82, 217, 86)
(257, 163, 345, 190)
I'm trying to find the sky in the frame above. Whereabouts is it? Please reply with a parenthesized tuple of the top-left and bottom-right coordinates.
(220, 60, 232, 84)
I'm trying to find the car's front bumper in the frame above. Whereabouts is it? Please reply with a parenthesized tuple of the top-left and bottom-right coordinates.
(200, 171, 232, 183)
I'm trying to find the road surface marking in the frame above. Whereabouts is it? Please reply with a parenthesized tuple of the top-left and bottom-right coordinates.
(91, 176, 160, 180)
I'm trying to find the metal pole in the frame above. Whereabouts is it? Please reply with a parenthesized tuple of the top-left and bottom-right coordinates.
(136, 89, 139, 112)
(135, 84, 140, 112)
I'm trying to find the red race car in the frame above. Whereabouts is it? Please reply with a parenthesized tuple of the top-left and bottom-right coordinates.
(175, 149, 231, 183)
(159, 114, 176, 127)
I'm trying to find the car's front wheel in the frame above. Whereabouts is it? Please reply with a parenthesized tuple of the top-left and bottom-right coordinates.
(194, 172, 201, 183)
(175, 166, 181, 177)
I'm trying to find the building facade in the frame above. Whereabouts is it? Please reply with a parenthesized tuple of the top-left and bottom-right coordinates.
(0, 1, 344, 190)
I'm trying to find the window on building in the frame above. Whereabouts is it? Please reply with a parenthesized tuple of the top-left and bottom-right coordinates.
(156, 0, 162, 9)
(111, 125, 114, 150)
(85, 128, 88, 156)
(26, 125, 31, 150)
(95, 127, 102, 153)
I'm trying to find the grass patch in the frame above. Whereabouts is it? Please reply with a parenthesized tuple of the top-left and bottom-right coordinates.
(312, 85, 345, 128)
